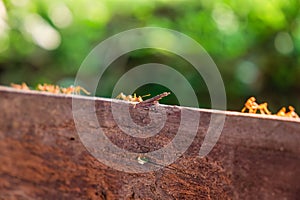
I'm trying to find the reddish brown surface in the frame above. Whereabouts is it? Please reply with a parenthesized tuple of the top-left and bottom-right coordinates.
(0, 86, 300, 199)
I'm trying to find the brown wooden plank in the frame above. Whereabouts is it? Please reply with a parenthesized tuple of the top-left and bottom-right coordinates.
(0, 86, 299, 199)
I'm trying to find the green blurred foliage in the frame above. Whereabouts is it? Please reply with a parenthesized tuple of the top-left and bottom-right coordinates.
(0, 0, 300, 112)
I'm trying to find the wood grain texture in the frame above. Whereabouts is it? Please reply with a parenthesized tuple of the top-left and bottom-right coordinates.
(0, 86, 299, 199)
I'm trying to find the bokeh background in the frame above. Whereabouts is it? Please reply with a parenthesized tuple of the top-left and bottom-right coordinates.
(0, 0, 299, 112)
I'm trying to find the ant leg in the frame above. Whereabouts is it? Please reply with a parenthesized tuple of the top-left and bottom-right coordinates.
(241, 107, 247, 112)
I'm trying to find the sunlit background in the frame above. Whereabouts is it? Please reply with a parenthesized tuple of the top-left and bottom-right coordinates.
(0, 0, 300, 111)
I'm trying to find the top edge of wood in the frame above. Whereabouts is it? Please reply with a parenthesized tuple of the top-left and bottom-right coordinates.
(1, 85, 299, 123)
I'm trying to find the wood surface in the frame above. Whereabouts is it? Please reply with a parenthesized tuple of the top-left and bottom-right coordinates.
(0, 86, 299, 199)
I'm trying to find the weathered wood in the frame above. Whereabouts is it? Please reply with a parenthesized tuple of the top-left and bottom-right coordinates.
(0, 86, 299, 199)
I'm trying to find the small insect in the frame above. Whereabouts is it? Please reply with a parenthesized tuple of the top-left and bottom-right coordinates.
(116, 92, 150, 102)
(11, 82, 30, 90)
(276, 107, 286, 117)
(36, 84, 90, 95)
(241, 97, 258, 113)
(135, 92, 171, 108)
(257, 102, 272, 115)
(60, 86, 90, 95)
(241, 97, 271, 115)
(242, 97, 299, 118)
(277, 106, 299, 118)
(137, 156, 150, 165)
(10, 82, 90, 96)
(286, 106, 299, 118)
(37, 83, 61, 94)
